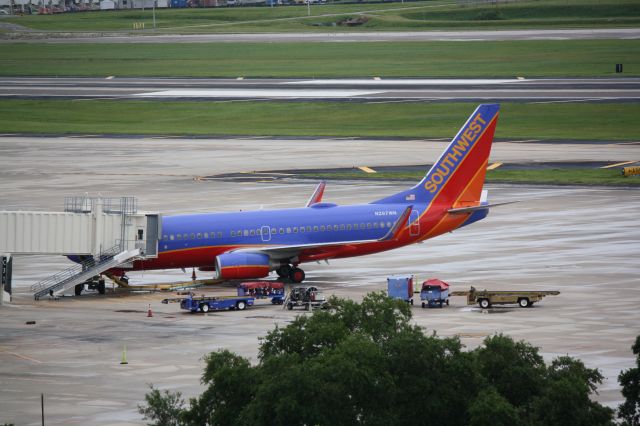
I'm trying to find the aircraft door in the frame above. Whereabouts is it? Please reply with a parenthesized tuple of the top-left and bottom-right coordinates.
(410, 210, 420, 237)
(260, 226, 271, 242)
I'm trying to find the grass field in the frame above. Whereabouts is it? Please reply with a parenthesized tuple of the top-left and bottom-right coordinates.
(3, 0, 639, 32)
(300, 168, 640, 187)
(1, 40, 638, 77)
(1, 100, 638, 140)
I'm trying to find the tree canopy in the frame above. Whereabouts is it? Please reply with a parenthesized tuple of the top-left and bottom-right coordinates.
(139, 292, 615, 426)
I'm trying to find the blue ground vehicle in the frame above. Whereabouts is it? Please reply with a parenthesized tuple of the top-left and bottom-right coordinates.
(420, 279, 450, 308)
(179, 294, 254, 313)
(237, 281, 285, 305)
(387, 275, 415, 305)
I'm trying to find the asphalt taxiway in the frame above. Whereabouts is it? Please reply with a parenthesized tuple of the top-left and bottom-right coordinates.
(0, 136, 639, 425)
(2, 77, 640, 102)
(3, 28, 640, 43)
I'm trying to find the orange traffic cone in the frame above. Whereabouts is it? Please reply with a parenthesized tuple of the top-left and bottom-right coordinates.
(147, 304, 153, 318)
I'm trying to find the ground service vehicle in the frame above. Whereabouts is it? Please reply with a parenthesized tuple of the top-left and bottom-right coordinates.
(420, 279, 450, 308)
(450, 286, 560, 309)
(237, 281, 285, 304)
(178, 294, 255, 313)
(285, 286, 326, 310)
(387, 275, 415, 305)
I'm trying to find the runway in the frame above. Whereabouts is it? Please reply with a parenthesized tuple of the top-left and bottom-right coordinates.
(2, 77, 640, 102)
(4, 28, 640, 43)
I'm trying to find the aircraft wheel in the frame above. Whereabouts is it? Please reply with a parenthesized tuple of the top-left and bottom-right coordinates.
(290, 268, 306, 283)
(74, 284, 83, 296)
(201, 304, 209, 313)
(276, 264, 292, 278)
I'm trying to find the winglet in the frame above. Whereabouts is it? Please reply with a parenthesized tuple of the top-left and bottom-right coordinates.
(306, 181, 326, 207)
(379, 205, 413, 242)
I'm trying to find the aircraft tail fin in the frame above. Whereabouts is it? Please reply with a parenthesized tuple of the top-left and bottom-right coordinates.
(372, 104, 499, 206)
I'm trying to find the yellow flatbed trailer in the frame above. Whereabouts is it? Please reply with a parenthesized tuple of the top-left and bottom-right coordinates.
(450, 286, 560, 309)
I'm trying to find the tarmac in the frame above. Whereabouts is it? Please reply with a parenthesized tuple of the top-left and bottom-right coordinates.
(0, 135, 639, 425)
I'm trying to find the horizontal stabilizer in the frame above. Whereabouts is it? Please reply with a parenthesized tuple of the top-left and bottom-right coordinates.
(448, 201, 519, 214)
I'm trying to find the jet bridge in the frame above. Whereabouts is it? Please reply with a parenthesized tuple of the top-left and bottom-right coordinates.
(0, 196, 161, 301)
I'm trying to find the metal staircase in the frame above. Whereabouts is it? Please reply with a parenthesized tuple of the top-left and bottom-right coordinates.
(31, 245, 141, 300)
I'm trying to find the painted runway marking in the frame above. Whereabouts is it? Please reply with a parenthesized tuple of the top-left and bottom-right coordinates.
(285, 78, 524, 85)
(600, 160, 638, 169)
(134, 89, 382, 98)
(358, 166, 377, 173)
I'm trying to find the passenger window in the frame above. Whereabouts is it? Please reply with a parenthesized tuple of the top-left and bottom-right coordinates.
(314, 226, 319, 232)
(293, 227, 298, 233)
(306, 226, 312, 232)
(197, 233, 202, 239)
(217, 232, 223, 238)
(170, 234, 175, 240)
(299, 226, 305, 233)
(387, 222, 393, 228)
(183, 234, 188, 240)
(367, 223, 372, 229)
(380, 222, 385, 228)
(257, 229, 261, 235)
(340, 224, 345, 231)
(286, 227, 291, 234)
(176, 234, 182, 240)
(250, 230, 255, 236)
(271, 228, 277, 234)
(361, 223, 366, 229)
(237, 230, 242, 236)
(320, 225, 325, 231)
(373, 223, 379, 229)
(162, 235, 168, 241)
(243, 230, 249, 237)
(204, 233, 209, 239)
(279, 228, 285, 234)
(354, 224, 359, 230)
(231, 231, 236, 237)
(347, 224, 352, 231)
(189, 233, 194, 239)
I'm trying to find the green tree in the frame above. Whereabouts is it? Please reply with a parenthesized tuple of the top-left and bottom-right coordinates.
(140, 293, 614, 426)
(138, 386, 184, 426)
(530, 356, 613, 426)
(619, 335, 640, 426)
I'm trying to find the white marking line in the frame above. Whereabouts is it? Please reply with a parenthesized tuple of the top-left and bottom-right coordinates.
(531, 98, 618, 104)
(134, 89, 383, 98)
(284, 79, 524, 85)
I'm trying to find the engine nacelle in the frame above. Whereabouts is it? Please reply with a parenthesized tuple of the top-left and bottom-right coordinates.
(215, 252, 272, 280)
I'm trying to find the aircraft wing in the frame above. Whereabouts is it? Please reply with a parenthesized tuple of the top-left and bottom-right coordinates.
(230, 205, 413, 259)
(306, 181, 326, 207)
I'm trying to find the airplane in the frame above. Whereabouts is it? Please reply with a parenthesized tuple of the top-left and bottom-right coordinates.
(112, 103, 501, 284)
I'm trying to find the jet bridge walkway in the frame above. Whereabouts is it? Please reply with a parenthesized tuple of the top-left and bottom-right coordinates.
(0, 196, 161, 302)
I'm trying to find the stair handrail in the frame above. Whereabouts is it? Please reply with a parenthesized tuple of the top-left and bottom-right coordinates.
(30, 244, 124, 293)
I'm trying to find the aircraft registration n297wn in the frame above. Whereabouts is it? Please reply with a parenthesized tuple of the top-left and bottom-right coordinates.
(121, 104, 501, 283)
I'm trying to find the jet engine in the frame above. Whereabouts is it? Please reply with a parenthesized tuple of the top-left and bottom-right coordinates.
(215, 252, 272, 280)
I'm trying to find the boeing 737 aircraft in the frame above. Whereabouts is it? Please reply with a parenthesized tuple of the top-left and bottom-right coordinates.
(115, 104, 501, 283)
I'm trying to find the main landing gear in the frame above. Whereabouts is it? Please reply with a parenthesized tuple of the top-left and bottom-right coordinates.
(276, 264, 306, 283)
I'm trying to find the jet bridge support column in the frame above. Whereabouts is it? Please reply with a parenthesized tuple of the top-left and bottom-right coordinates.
(1, 254, 12, 305)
